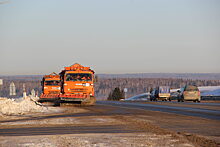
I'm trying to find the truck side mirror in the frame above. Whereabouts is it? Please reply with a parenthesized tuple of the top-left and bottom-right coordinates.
(94, 75, 98, 83)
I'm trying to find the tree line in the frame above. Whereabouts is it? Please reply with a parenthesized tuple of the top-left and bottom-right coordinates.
(95, 78, 220, 99)
(1, 76, 220, 99)
(107, 87, 125, 101)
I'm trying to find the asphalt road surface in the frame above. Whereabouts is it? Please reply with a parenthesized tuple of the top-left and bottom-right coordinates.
(97, 101, 220, 120)
(0, 100, 219, 146)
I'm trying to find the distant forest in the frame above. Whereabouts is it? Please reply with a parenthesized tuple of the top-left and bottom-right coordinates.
(1, 74, 220, 99)
(95, 78, 220, 99)
(98, 73, 220, 80)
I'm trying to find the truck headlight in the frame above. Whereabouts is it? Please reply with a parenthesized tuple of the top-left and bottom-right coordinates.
(83, 83, 90, 87)
(52, 87, 60, 90)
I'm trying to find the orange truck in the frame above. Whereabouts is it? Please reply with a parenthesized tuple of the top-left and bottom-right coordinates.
(39, 72, 61, 103)
(59, 63, 96, 105)
(39, 63, 96, 106)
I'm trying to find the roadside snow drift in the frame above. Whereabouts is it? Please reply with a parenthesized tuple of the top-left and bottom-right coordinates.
(0, 97, 49, 116)
(124, 93, 150, 101)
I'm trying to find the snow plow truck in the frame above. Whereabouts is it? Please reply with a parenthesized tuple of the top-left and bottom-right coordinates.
(59, 63, 96, 105)
(39, 63, 96, 106)
(39, 72, 61, 103)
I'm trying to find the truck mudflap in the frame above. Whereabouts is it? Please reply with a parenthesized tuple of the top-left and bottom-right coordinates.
(59, 94, 89, 101)
(40, 94, 60, 99)
(59, 94, 95, 106)
(39, 94, 60, 103)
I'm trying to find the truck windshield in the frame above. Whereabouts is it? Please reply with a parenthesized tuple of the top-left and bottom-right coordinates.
(159, 87, 170, 93)
(45, 80, 60, 86)
(66, 73, 92, 81)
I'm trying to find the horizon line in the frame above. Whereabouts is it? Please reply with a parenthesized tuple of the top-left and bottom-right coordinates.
(0, 72, 220, 76)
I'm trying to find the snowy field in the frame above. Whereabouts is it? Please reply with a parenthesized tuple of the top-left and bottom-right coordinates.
(199, 86, 220, 96)
(0, 96, 61, 116)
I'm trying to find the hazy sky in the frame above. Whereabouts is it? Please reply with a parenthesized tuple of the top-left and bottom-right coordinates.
(0, 0, 220, 75)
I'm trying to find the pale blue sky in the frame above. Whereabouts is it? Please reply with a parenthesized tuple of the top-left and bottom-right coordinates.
(0, 0, 219, 75)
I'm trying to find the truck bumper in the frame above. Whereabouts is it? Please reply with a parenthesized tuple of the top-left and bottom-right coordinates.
(39, 94, 60, 102)
(40, 94, 59, 99)
(59, 94, 89, 102)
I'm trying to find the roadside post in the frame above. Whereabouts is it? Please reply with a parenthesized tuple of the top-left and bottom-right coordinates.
(124, 88, 128, 99)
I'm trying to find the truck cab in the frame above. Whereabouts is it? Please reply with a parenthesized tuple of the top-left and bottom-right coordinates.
(59, 63, 96, 105)
(39, 72, 61, 101)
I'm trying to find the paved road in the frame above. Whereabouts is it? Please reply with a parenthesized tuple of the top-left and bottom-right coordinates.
(97, 101, 220, 120)
(0, 125, 137, 136)
(0, 101, 219, 145)
(148, 101, 220, 106)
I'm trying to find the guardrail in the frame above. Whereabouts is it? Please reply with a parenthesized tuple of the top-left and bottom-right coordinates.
(201, 96, 220, 100)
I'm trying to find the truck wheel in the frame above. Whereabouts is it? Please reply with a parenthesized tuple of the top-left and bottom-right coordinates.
(89, 96, 96, 105)
(54, 100, 60, 106)
(82, 96, 96, 106)
(41, 102, 54, 106)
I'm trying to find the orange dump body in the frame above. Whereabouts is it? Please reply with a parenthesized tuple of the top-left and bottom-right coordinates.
(40, 73, 61, 99)
(59, 63, 95, 102)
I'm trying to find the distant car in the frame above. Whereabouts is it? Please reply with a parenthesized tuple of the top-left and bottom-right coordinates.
(150, 86, 171, 101)
(150, 89, 157, 101)
(170, 92, 179, 100)
(178, 85, 201, 102)
(153, 86, 171, 101)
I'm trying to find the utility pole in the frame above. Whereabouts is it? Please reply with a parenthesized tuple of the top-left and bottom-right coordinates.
(23, 84, 27, 98)
(124, 88, 128, 99)
(9, 82, 16, 96)
(0, 79, 3, 97)
(31, 89, 35, 97)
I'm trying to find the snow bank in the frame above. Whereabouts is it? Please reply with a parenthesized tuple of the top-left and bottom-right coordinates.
(201, 89, 220, 96)
(124, 93, 150, 101)
(0, 96, 49, 116)
(198, 86, 220, 92)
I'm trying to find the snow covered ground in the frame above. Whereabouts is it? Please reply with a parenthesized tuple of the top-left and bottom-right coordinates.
(124, 93, 150, 101)
(198, 86, 220, 96)
(0, 96, 61, 116)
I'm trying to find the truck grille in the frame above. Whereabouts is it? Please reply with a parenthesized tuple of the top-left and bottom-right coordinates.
(70, 88, 87, 93)
(49, 91, 59, 94)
